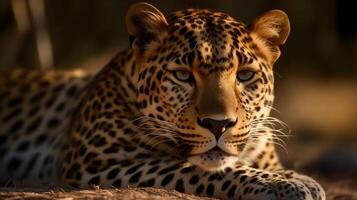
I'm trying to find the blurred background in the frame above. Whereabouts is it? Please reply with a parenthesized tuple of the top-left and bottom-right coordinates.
(0, 0, 356, 192)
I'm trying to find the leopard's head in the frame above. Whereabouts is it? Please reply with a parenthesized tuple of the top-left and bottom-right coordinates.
(127, 3, 290, 171)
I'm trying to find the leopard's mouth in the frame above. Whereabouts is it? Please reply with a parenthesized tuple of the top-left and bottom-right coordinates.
(207, 146, 237, 156)
(187, 147, 239, 171)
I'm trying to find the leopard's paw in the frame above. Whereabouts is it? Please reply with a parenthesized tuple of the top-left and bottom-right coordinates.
(239, 173, 325, 200)
(283, 170, 326, 200)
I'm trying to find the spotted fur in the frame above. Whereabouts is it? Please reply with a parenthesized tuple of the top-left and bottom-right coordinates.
(0, 3, 325, 199)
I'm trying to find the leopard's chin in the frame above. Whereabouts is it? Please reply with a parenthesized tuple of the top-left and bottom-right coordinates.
(187, 147, 239, 171)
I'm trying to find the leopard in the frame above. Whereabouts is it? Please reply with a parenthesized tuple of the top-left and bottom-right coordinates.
(0, 2, 325, 200)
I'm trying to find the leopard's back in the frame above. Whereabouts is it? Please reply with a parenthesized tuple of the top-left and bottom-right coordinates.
(0, 69, 91, 186)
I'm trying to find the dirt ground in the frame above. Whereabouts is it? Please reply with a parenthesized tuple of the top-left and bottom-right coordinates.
(0, 175, 356, 200)
(0, 187, 215, 200)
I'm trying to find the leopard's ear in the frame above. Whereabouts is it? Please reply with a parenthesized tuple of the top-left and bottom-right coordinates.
(126, 2, 168, 58)
(250, 10, 290, 63)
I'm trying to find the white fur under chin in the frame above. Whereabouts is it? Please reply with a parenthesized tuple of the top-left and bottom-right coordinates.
(188, 149, 239, 172)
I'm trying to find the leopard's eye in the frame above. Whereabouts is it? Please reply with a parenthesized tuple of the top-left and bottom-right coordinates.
(173, 70, 194, 82)
(237, 70, 255, 82)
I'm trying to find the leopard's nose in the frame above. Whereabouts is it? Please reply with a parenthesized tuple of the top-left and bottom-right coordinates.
(197, 117, 237, 139)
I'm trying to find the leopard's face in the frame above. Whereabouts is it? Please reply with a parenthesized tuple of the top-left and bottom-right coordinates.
(128, 6, 289, 171)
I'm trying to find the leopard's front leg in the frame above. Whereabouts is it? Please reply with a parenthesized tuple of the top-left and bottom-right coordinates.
(61, 157, 325, 200)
